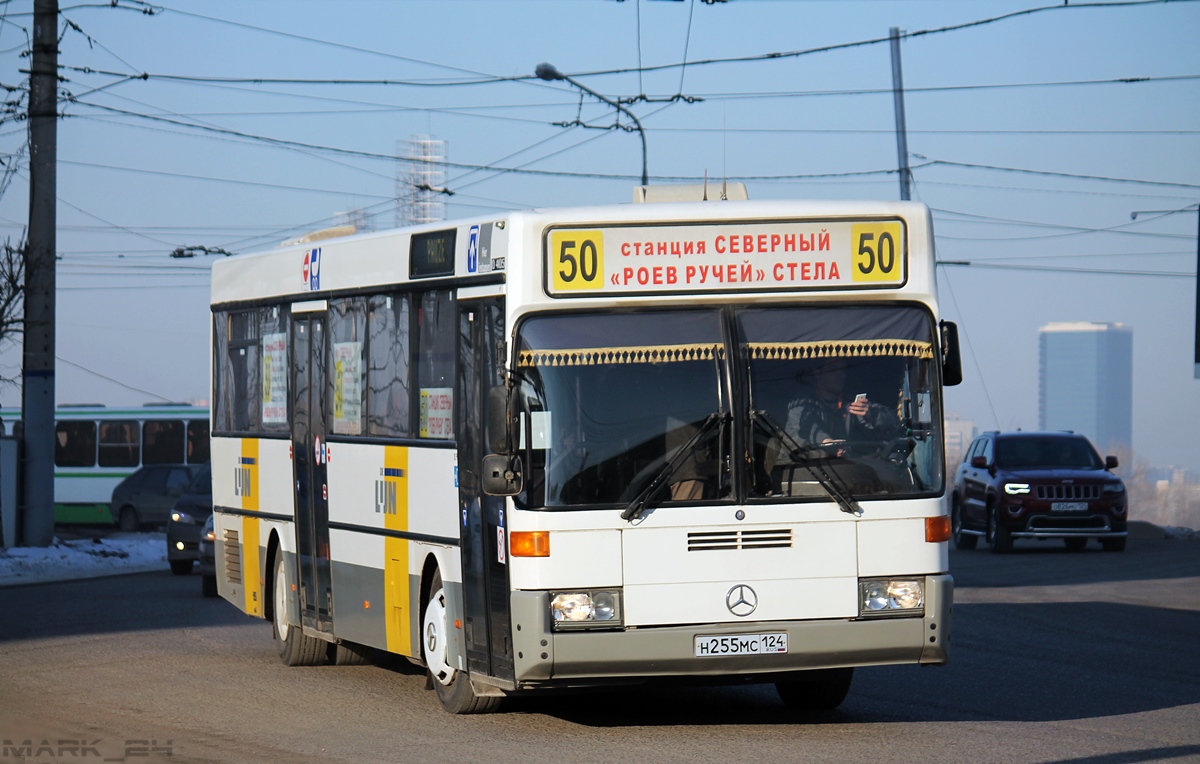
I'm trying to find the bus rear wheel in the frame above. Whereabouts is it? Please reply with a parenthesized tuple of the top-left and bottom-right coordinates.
(422, 569, 501, 714)
(775, 668, 854, 711)
(272, 553, 326, 666)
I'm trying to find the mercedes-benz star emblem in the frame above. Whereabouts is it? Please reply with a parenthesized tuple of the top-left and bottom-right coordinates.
(726, 584, 758, 617)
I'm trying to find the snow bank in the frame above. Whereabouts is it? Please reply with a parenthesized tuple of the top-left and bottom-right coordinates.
(0, 532, 168, 586)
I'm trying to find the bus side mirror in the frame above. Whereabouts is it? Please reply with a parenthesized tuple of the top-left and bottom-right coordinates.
(487, 385, 512, 455)
(940, 320, 963, 387)
(482, 453, 523, 496)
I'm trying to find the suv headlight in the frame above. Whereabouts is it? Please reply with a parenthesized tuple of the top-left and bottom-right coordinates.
(1103, 482, 1125, 495)
(859, 578, 925, 618)
(1004, 483, 1031, 495)
(549, 590, 623, 630)
(170, 510, 196, 524)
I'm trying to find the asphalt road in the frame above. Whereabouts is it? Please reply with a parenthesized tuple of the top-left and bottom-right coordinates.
(2, 533, 1198, 764)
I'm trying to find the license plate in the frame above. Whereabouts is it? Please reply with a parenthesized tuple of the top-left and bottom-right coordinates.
(694, 632, 788, 657)
(1052, 502, 1088, 512)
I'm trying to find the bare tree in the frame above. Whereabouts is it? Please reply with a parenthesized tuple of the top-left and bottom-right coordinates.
(0, 238, 24, 385)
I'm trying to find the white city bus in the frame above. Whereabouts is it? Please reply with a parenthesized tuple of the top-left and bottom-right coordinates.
(209, 196, 962, 713)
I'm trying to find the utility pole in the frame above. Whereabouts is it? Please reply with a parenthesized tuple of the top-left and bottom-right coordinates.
(890, 27, 911, 201)
(22, 0, 58, 546)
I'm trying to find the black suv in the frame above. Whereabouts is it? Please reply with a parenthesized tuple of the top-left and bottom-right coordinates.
(952, 431, 1127, 553)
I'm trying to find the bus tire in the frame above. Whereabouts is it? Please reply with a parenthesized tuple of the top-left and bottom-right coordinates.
(330, 640, 372, 666)
(775, 668, 854, 711)
(423, 569, 501, 714)
(118, 506, 139, 532)
(272, 553, 326, 667)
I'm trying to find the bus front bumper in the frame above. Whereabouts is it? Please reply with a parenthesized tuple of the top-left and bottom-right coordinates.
(510, 574, 951, 688)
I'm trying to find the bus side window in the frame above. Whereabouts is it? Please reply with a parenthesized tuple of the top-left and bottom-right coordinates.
(416, 289, 455, 440)
(367, 293, 413, 438)
(99, 420, 140, 467)
(187, 420, 210, 464)
(55, 421, 97, 467)
(215, 310, 262, 433)
(330, 297, 367, 436)
(142, 420, 185, 465)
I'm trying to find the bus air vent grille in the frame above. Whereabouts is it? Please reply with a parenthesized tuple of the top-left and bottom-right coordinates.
(222, 529, 242, 584)
(687, 529, 792, 551)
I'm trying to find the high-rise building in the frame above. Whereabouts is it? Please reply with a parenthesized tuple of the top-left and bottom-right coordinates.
(1038, 322, 1133, 454)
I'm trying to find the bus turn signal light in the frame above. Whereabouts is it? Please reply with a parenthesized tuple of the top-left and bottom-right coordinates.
(926, 515, 951, 543)
(510, 531, 550, 557)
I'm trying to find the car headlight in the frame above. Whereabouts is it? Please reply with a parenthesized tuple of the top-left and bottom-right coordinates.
(549, 590, 622, 630)
(1004, 483, 1031, 495)
(1103, 482, 1125, 495)
(859, 578, 925, 618)
(170, 510, 196, 524)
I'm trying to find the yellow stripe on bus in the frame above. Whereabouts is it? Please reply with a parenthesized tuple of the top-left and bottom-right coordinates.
(382, 446, 412, 656)
(241, 438, 262, 616)
(242, 512, 262, 617)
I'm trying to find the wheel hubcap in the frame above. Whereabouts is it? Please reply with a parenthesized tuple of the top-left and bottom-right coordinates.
(423, 587, 454, 685)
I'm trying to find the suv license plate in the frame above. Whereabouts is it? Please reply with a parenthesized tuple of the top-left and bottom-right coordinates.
(1052, 502, 1088, 512)
(694, 633, 788, 657)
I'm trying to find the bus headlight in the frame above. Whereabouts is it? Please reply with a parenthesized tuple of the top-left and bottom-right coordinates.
(550, 590, 623, 630)
(859, 578, 925, 618)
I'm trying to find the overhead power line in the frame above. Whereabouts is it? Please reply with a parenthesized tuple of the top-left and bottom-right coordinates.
(937, 260, 1192, 278)
(566, 0, 1200, 80)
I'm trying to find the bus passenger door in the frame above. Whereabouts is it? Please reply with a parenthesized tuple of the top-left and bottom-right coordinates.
(456, 298, 513, 684)
(292, 314, 333, 635)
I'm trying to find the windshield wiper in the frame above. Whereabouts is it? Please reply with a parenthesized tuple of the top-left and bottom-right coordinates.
(750, 409, 863, 516)
(621, 412, 727, 522)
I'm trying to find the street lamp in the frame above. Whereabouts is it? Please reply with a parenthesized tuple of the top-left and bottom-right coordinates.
(535, 62, 648, 186)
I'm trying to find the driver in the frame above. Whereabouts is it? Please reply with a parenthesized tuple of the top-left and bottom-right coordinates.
(784, 358, 899, 448)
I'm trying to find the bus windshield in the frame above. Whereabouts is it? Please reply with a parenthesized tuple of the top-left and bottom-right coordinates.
(513, 305, 943, 511)
(514, 310, 729, 509)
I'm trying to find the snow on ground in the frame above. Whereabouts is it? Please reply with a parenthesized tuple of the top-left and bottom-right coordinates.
(0, 532, 169, 587)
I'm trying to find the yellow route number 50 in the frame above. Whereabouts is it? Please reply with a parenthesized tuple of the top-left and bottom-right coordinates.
(550, 230, 605, 291)
(850, 222, 904, 284)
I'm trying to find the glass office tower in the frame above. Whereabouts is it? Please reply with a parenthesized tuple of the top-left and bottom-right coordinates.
(1038, 322, 1133, 455)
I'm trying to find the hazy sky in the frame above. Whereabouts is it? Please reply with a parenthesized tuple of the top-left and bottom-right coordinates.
(0, 0, 1197, 471)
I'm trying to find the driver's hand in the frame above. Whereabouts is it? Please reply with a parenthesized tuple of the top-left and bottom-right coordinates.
(847, 397, 869, 417)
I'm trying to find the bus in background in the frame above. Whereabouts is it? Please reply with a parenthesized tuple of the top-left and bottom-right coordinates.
(0, 403, 210, 524)
(209, 196, 962, 714)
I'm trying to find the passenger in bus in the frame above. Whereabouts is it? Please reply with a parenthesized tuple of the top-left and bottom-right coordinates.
(783, 358, 899, 449)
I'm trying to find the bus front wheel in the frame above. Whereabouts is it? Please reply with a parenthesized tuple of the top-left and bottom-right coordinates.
(422, 569, 501, 714)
